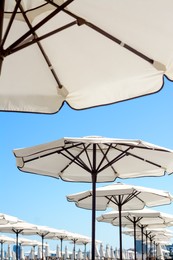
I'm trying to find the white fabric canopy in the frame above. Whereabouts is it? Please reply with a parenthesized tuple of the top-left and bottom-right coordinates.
(67, 183, 173, 210)
(1, 0, 173, 113)
(13, 136, 173, 182)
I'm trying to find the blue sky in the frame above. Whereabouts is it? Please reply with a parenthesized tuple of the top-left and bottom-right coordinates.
(1, 77, 173, 253)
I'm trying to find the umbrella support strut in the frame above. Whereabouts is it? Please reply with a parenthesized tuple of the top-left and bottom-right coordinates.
(0, 0, 5, 74)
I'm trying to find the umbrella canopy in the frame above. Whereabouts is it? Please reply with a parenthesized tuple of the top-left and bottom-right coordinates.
(1, 1, 173, 113)
(67, 182, 173, 260)
(19, 237, 43, 247)
(13, 136, 173, 260)
(0, 214, 22, 225)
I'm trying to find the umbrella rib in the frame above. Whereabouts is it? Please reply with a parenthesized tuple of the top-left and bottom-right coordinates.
(22, 142, 91, 172)
(105, 144, 166, 171)
(14, 2, 64, 88)
(97, 146, 132, 173)
(0, 0, 22, 49)
(95, 143, 113, 172)
(84, 21, 153, 64)
(105, 191, 141, 209)
(4, 20, 77, 57)
(3, 0, 75, 55)
(125, 216, 143, 225)
(60, 143, 92, 172)
(46, 0, 154, 65)
(122, 191, 142, 205)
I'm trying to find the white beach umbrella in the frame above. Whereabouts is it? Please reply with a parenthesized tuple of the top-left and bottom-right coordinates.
(64, 245, 69, 260)
(156, 243, 164, 260)
(45, 243, 50, 258)
(114, 248, 119, 260)
(87, 250, 91, 260)
(122, 249, 126, 260)
(29, 247, 35, 260)
(95, 245, 100, 259)
(99, 243, 104, 260)
(12, 251, 16, 260)
(70, 250, 75, 260)
(56, 245, 61, 259)
(13, 136, 173, 260)
(20, 247, 25, 260)
(7, 244, 12, 260)
(1, 1, 173, 114)
(76, 249, 83, 260)
(37, 246, 42, 260)
(110, 246, 115, 260)
(105, 245, 110, 259)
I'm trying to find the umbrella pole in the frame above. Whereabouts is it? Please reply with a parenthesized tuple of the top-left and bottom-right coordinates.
(133, 218, 137, 260)
(118, 195, 123, 260)
(74, 241, 76, 260)
(141, 226, 144, 260)
(1, 242, 3, 260)
(145, 232, 148, 260)
(0, 0, 5, 73)
(60, 238, 63, 260)
(91, 172, 96, 260)
(41, 235, 44, 260)
(16, 232, 19, 260)
(91, 144, 97, 260)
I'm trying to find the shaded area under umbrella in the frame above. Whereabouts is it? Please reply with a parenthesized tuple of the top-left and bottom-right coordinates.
(13, 136, 173, 260)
